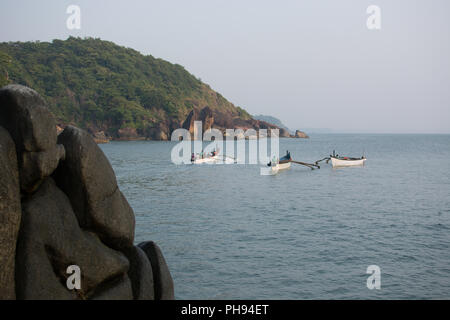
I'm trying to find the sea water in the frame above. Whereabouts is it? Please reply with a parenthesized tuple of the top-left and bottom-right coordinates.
(100, 134, 450, 299)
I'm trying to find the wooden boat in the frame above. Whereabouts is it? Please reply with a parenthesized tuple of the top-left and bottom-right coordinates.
(193, 155, 221, 164)
(330, 156, 366, 167)
(192, 148, 221, 164)
(317, 150, 367, 168)
(278, 152, 292, 170)
(260, 151, 291, 175)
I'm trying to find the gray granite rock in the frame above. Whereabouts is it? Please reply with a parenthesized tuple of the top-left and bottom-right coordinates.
(0, 127, 21, 299)
(54, 126, 135, 249)
(125, 246, 155, 300)
(90, 275, 133, 300)
(0, 84, 65, 192)
(16, 178, 130, 299)
(0, 84, 174, 300)
(138, 241, 174, 300)
(0, 84, 57, 153)
(19, 144, 65, 193)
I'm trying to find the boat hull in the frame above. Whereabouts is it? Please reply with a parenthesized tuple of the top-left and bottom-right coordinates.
(278, 161, 291, 170)
(193, 155, 221, 164)
(260, 161, 291, 175)
(331, 157, 366, 167)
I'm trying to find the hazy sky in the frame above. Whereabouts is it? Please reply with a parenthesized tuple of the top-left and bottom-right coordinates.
(1, 0, 449, 133)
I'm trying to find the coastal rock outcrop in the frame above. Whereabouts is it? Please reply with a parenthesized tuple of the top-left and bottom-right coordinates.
(294, 130, 309, 139)
(279, 128, 291, 138)
(147, 125, 169, 141)
(138, 241, 174, 300)
(182, 107, 216, 139)
(0, 84, 174, 300)
(125, 246, 155, 300)
(199, 106, 214, 131)
(93, 131, 110, 144)
(182, 108, 198, 136)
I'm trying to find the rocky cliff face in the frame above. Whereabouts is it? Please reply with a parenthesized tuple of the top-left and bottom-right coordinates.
(179, 106, 290, 139)
(293, 130, 309, 139)
(0, 84, 174, 300)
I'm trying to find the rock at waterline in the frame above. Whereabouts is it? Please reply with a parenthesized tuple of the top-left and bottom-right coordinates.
(138, 241, 175, 300)
(294, 130, 309, 138)
(124, 246, 155, 300)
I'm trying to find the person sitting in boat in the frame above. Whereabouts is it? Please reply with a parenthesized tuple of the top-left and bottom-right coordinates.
(267, 155, 277, 166)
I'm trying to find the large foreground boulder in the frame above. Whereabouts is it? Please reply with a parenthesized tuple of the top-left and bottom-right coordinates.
(16, 179, 132, 299)
(54, 126, 135, 249)
(90, 275, 134, 300)
(0, 85, 65, 192)
(0, 84, 174, 300)
(0, 85, 56, 152)
(0, 127, 21, 299)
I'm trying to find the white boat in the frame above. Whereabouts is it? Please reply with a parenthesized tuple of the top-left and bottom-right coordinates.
(260, 161, 291, 175)
(191, 148, 222, 164)
(278, 161, 291, 170)
(330, 156, 366, 168)
(260, 151, 291, 175)
(193, 155, 221, 164)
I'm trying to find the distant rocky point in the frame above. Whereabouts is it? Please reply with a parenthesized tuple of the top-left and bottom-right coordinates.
(253, 114, 292, 133)
(294, 130, 309, 139)
(253, 114, 309, 139)
(0, 84, 174, 300)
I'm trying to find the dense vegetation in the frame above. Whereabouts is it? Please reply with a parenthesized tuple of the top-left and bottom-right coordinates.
(0, 37, 252, 138)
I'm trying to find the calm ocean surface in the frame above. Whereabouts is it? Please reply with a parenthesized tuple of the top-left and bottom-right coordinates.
(100, 134, 450, 299)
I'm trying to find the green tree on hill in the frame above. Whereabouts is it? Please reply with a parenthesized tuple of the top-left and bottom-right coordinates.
(0, 37, 251, 139)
